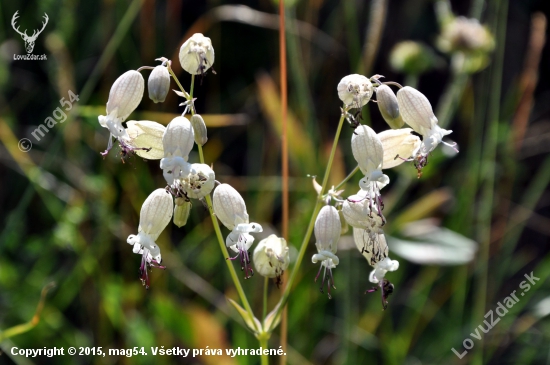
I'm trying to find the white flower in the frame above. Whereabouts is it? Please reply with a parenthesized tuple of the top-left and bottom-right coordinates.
(253, 234, 290, 287)
(351, 125, 389, 223)
(125, 120, 165, 160)
(342, 191, 385, 229)
(160, 116, 195, 185)
(213, 184, 263, 279)
(396, 86, 455, 174)
(98, 70, 144, 156)
(378, 128, 421, 169)
(127, 188, 173, 288)
(312, 205, 341, 298)
(148, 64, 170, 103)
(354, 228, 398, 309)
(337, 74, 373, 108)
(179, 33, 215, 75)
(178, 163, 215, 199)
(375, 84, 404, 129)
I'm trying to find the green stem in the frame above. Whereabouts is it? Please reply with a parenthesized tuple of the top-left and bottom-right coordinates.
(334, 165, 360, 191)
(263, 276, 269, 320)
(169, 68, 258, 331)
(190, 74, 195, 109)
(260, 336, 269, 365)
(266, 112, 347, 332)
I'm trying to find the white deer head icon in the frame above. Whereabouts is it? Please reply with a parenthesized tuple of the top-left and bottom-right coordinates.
(11, 11, 49, 54)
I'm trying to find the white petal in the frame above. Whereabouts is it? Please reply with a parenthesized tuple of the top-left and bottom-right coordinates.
(337, 74, 373, 108)
(378, 128, 421, 169)
(126, 120, 166, 159)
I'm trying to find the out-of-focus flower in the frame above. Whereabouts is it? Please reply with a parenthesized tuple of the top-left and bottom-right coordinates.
(148, 61, 170, 103)
(312, 205, 341, 298)
(378, 128, 421, 169)
(213, 183, 263, 279)
(125, 120, 165, 160)
(396, 86, 455, 175)
(437, 16, 494, 55)
(127, 189, 173, 289)
(160, 116, 195, 185)
(98, 70, 144, 156)
(337, 74, 373, 109)
(179, 33, 215, 75)
(376, 84, 405, 129)
(253, 234, 289, 287)
(389, 41, 437, 75)
(342, 191, 385, 230)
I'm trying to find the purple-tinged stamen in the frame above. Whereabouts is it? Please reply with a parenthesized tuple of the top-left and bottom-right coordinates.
(138, 252, 166, 290)
(365, 278, 394, 310)
(315, 262, 336, 299)
(226, 235, 254, 279)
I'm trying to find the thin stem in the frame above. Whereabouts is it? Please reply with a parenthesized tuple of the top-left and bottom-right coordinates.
(260, 336, 269, 365)
(199, 146, 258, 331)
(167, 67, 188, 97)
(263, 276, 269, 320)
(334, 165, 360, 191)
(190, 74, 195, 106)
(266, 112, 347, 332)
(279, 0, 289, 362)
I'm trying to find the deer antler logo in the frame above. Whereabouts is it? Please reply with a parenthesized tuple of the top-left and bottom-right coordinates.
(11, 11, 49, 54)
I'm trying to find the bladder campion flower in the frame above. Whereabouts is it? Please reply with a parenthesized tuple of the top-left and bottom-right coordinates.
(179, 33, 215, 75)
(253, 234, 290, 288)
(312, 205, 341, 299)
(396, 86, 455, 175)
(98, 70, 145, 156)
(378, 128, 421, 169)
(375, 84, 404, 129)
(353, 228, 399, 309)
(160, 116, 195, 185)
(213, 183, 263, 279)
(337, 74, 373, 109)
(127, 188, 173, 289)
(125, 120, 165, 160)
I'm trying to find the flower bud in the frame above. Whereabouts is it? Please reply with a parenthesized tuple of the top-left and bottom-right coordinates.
(389, 41, 436, 75)
(106, 70, 144, 122)
(148, 65, 170, 103)
(125, 120, 165, 159)
(253, 235, 290, 284)
(351, 125, 383, 176)
(190, 114, 208, 146)
(376, 84, 404, 129)
(173, 200, 191, 228)
(378, 128, 421, 169)
(213, 183, 249, 230)
(181, 163, 215, 199)
(337, 74, 373, 108)
(179, 33, 215, 75)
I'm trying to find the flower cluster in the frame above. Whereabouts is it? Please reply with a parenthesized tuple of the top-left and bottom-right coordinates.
(98, 33, 287, 288)
(311, 74, 457, 309)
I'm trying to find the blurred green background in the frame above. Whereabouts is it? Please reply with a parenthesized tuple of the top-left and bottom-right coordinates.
(1, 0, 550, 364)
